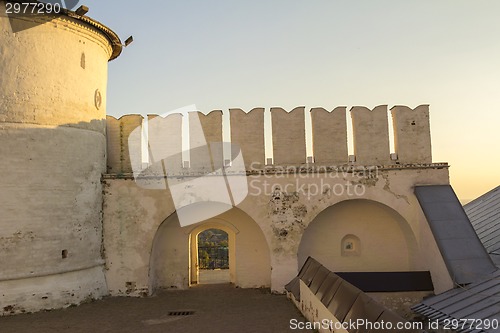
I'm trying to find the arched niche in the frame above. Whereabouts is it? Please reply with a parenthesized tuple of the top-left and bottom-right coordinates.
(298, 199, 418, 273)
(341, 234, 361, 257)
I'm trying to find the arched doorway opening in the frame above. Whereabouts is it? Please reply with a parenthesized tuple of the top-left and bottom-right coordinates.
(189, 222, 236, 285)
(198, 229, 229, 267)
(197, 229, 230, 284)
(298, 199, 418, 273)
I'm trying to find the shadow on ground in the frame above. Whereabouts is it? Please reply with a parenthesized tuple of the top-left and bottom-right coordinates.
(0, 284, 313, 333)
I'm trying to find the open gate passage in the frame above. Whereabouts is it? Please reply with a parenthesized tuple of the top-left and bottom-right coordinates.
(198, 245, 229, 269)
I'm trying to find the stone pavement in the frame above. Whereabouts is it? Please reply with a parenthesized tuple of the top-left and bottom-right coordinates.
(0, 284, 313, 333)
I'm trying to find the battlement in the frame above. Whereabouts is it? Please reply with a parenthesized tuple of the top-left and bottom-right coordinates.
(106, 105, 433, 174)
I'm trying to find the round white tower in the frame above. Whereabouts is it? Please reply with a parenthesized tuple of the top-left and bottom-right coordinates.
(0, 3, 122, 315)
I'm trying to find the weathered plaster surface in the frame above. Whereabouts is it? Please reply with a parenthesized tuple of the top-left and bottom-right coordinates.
(0, 13, 113, 315)
(103, 180, 271, 295)
(103, 165, 453, 296)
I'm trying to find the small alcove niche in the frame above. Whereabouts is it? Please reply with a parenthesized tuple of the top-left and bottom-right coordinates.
(341, 234, 360, 256)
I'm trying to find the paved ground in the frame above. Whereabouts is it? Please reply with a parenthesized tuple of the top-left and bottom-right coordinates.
(0, 284, 313, 333)
(199, 269, 231, 284)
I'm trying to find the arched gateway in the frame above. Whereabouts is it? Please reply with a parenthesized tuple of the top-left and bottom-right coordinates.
(148, 204, 271, 294)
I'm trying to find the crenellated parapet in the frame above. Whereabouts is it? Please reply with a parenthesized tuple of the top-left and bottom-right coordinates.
(105, 105, 435, 174)
(271, 107, 306, 166)
(351, 105, 391, 165)
(310, 107, 348, 164)
(106, 115, 143, 174)
(148, 113, 183, 174)
(391, 105, 432, 164)
(230, 108, 265, 169)
(189, 110, 223, 171)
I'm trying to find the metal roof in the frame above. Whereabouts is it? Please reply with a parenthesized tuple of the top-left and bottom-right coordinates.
(464, 186, 500, 266)
(286, 257, 423, 333)
(412, 269, 500, 333)
(415, 185, 496, 284)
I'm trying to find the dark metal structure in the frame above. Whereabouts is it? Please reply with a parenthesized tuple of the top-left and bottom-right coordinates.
(415, 185, 496, 284)
(464, 185, 500, 266)
(336, 271, 433, 292)
(412, 269, 500, 333)
(285, 257, 423, 333)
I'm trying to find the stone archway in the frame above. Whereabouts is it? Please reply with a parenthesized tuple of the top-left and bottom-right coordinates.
(188, 220, 238, 285)
(148, 204, 271, 295)
(298, 199, 418, 273)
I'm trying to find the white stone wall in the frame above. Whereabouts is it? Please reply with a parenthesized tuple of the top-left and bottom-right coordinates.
(103, 180, 272, 296)
(103, 165, 454, 296)
(0, 12, 114, 315)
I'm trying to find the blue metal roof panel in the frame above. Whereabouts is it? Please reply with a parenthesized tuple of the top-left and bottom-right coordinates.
(415, 185, 496, 284)
(464, 186, 500, 261)
(412, 270, 500, 333)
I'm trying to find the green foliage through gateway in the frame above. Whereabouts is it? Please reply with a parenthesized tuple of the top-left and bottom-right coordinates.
(198, 229, 229, 269)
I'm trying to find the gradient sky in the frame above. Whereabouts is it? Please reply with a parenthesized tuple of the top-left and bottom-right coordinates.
(83, 0, 500, 201)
